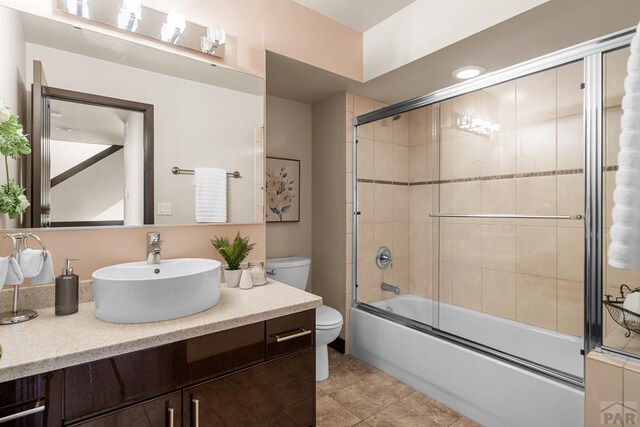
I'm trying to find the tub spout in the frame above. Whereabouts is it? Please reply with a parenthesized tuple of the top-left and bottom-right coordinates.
(381, 282, 400, 295)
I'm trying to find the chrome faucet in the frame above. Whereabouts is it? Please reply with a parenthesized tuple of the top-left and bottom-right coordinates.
(146, 232, 162, 264)
(381, 282, 400, 295)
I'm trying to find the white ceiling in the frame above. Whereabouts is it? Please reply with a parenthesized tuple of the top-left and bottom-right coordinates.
(292, 0, 416, 31)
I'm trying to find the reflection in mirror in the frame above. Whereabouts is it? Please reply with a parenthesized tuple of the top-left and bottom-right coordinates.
(0, 5, 264, 229)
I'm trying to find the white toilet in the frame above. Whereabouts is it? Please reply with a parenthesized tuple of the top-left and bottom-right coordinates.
(266, 257, 343, 381)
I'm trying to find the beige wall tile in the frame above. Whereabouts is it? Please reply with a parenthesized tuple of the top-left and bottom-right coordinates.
(516, 225, 557, 278)
(438, 261, 453, 303)
(359, 122, 374, 139)
(409, 185, 431, 223)
(393, 257, 410, 294)
(354, 95, 375, 116)
(357, 182, 374, 223)
(346, 142, 353, 172)
(357, 137, 374, 179)
(357, 262, 375, 303)
(374, 141, 393, 181)
(604, 171, 616, 230)
(451, 181, 482, 221)
(557, 114, 583, 170)
(480, 127, 516, 177)
(557, 279, 583, 337)
(516, 176, 557, 227)
(346, 172, 353, 204)
(516, 119, 557, 174)
(393, 185, 409, 222)
(516, 68, 556, 125)
(585, 352, 625, 427)
(346, 203, 353, 234)
(449, 134, 482, 179)
(346, 234, 352, 264)
(393, 113, 410, 146)
(374, 116, 393, 143)
(516, 274, 557, 330)
(557, 61, 583, 118)
(409, 144, 428, 182)
(374, 184, 393, 223)
(452, 265, 482, 311)
(409, 107, 428, 146)
(604, 47, 629, 109)
(605, 107, 622, 167)
(452, 223, 482, 268)
(392, 144, 409, 183)
(346, 112, 354, 143)
(482, 224, 517, 272)
(409, 221, 430, 260)
(624, 363, 640, 425)
(357, 223, 374, 265)
(557, 173, 584, 228)
(439, 222, 453, 265)
(393, 222, 410, 259)
(482, 269, 517, 319)
(374, 223, 393, 254)
(410, 258, 430, 297)
(440, 100, 452, 140)
(452, 92, 482, 137)
(557, 227, 584, 282)
(346, 265, 352, 293)
(482, 80, 516, 128)
(481, 179, 516, 225)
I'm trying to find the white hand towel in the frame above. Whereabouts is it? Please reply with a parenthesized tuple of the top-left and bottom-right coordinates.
(19, 248, 45, 279)
(609, 21, 640, 269)
(0, 256, 9, 288)
(31, 251, 54, 285)
(194, 167, 227, 223)
(4, 258, 24, 285)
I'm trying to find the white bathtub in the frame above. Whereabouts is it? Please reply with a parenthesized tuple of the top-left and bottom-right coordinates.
(351, 295, 584, 427)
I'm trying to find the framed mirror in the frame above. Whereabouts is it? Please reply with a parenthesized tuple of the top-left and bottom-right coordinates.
(0, 6, 264, 229)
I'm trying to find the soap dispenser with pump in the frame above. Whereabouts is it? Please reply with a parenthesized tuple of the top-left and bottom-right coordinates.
(56, 257, 79, 316)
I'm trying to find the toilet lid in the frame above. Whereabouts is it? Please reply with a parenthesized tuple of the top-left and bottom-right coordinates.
(316, 305, 343, 329)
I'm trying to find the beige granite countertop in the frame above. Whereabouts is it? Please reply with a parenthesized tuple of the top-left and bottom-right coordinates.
(0, 280, 321, 383)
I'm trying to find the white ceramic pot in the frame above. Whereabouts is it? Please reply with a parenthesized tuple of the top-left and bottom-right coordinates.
(224, 269, 243, 288)
(239, 270, 253, 290)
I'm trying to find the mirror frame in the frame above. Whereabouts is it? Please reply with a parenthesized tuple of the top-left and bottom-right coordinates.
(29, 85, 154, 227)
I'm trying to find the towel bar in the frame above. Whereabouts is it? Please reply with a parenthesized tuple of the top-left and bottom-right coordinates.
(429, 213, 583, 220)
(171, 167, 241, 178)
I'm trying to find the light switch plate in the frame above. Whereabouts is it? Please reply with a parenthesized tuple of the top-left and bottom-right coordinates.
(157, 202, 172, 216)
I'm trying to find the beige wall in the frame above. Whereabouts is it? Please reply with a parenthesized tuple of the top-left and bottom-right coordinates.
(265, 95, 313, 288)
(312, 93, 347, 339)
(0, 0, 363, 81)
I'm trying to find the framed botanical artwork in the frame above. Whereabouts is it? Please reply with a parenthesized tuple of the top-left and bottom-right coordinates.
(265, 157, 300, 223)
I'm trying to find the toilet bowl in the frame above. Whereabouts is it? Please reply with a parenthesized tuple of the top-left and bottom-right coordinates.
(265, 257, 343, 381)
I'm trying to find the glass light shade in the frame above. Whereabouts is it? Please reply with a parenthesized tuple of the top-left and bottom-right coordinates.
(66, 0, 89, 18)
(207, 26, 226, 45)
(166, 10, 186, 33)
(122, 0, 142, 19)
(117, 9, 139, 32)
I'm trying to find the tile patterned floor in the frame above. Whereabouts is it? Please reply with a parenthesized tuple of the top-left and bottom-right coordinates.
(316, 349, 480, 427)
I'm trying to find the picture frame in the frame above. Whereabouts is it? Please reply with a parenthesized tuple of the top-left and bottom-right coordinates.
(265, 157, 300, 223)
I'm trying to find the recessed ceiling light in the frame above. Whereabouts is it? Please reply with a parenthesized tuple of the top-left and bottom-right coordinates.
(453, 66, 486, 80)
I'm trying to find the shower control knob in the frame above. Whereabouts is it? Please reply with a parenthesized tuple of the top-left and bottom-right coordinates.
(376, 246, 393, 269)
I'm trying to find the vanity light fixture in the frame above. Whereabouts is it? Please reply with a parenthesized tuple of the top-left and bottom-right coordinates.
(200, 25, 226, 55)
(453, 66, 486, 80)
(161, 10, 186, 44)
(457, 115, 500, 135)
(65, 0, 90, 18)
(117, 0, 142, 32)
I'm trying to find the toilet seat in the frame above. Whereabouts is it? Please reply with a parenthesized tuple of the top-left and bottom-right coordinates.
(316, 305, 343, 330)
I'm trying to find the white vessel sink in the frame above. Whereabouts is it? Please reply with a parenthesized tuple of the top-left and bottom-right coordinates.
(92, 258, 221, 323)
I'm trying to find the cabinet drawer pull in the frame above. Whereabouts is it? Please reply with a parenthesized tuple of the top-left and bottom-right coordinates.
(273, 328, 312, 343)
(192, 398, 200, 427)
(167, 407, 174, 427)
(0, 404, 45, 424)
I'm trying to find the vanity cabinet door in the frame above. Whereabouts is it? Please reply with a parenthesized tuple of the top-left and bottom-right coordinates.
(70, 392, 181, 427)
(0, 371, 62, 427)
(182, 348, 315, 427)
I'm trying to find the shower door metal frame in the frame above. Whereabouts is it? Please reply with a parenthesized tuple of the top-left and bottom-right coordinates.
(351, 26, 636, 388)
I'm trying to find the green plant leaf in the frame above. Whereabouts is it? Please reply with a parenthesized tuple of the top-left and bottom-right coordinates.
(210, 231, 256, 270)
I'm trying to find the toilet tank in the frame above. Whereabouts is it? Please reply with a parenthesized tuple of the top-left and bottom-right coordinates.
(265, 257, 311, 290)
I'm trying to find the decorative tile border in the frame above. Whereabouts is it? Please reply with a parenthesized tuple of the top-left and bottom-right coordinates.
(357, 168, 586, 186)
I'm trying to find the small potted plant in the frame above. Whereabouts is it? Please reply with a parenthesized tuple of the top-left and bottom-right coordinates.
(211, 231, 256, 288)
(0, 102, 31, 221)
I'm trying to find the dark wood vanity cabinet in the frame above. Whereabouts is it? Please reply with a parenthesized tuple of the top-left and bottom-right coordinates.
(0, 310, 315, 427)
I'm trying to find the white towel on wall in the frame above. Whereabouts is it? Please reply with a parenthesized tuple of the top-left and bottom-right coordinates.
(609, 21, 640, 269)
(194, 167, 227, 223)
